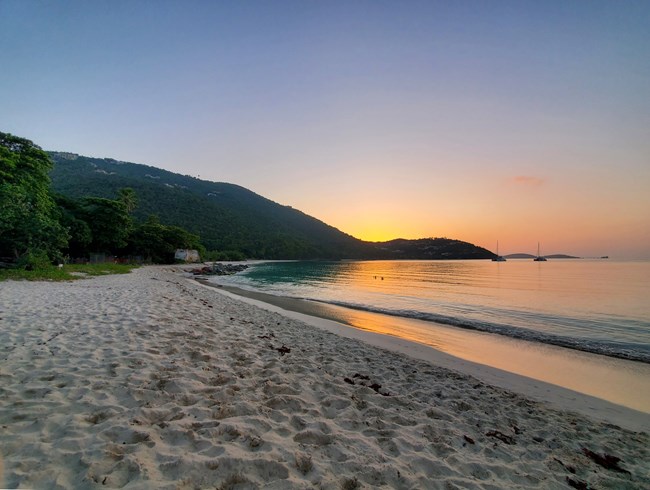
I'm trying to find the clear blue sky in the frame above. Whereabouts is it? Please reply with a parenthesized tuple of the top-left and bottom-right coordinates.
(2, 1, 649, 257)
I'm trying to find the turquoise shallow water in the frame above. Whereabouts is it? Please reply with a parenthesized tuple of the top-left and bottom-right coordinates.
(214, 259, 650, 363)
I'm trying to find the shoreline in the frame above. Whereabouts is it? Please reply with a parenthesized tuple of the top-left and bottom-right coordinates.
(1, 266, 648, 488)
(197, 278, 650, 429)
(196, 258, 650, 365)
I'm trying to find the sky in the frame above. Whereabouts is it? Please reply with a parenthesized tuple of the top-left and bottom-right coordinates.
(1, 1, 649, 258)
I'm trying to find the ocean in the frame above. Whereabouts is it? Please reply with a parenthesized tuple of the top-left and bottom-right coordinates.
(212, 259, 650, 364)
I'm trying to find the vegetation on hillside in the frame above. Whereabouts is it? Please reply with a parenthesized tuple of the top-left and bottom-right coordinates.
(1, 131, 494, 269)
(372, 238, 494, 260)
(0, 132, 203, 271)
(48, 151, 495, 260)
(48, 152, 371, 259)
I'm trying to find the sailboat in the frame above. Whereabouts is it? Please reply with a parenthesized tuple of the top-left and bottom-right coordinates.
(492, 241, 506, 262)
(533, 242, 547, 262)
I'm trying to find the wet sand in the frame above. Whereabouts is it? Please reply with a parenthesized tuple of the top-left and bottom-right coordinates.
(203, 279, 650, 419)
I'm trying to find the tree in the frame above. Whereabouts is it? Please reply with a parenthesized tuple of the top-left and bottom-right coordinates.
(79, 197, 132, 253)
(118, 187, 138, 213)
(55, 194, 93, 258)
(128, 215, 169, 263)
(0, 132, 68, 263)
(162, 225, 202, 251)
(128, 215, 203, 263)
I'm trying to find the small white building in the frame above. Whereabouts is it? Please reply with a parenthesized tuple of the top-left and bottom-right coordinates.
(174, 249, 201, 263)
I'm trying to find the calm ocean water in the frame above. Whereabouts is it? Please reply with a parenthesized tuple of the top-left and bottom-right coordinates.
(215, 260, 650, 363)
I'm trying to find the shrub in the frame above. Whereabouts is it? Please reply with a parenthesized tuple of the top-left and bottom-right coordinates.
(16, 249, 52, 270)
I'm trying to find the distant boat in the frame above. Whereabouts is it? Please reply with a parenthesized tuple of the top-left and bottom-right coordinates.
(533, 242, 547, 262)
(492, 241, 507, 262)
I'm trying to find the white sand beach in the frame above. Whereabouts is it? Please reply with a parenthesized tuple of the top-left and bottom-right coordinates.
(1, 266, 648, 489)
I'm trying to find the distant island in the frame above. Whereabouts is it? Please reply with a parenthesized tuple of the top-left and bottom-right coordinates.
(504, 253, 580, 259)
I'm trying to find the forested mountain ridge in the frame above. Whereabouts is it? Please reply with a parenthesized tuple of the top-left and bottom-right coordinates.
(49, 152, 369, 258)
(48, 152, 494, 260)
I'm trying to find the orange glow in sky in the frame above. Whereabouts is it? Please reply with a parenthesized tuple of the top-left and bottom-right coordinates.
(295, 163, 650, 258)
(2, 2, 649, 258)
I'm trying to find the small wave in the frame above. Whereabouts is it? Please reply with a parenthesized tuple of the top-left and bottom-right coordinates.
(214, 274, 650, 364)
(311, 299, 650, 364)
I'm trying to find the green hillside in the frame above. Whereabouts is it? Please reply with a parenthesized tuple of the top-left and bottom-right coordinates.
(48, 152, 371, 259)
(48, 152, 494, 260)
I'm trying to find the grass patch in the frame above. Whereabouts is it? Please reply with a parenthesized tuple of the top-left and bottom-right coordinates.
(0, 263, 138, 282)
(64, 263, 137, 276)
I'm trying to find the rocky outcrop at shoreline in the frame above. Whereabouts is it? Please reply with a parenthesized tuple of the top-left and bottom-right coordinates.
(190, 262, 249, 276)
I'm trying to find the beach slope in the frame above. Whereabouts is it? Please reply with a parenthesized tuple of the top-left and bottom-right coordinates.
(1, 267, 648, 489)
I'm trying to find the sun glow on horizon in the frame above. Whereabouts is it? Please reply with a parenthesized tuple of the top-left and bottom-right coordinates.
(326, 206, 650, 259)
(348, 228, 414, 244)
(1, 2, 648, 259)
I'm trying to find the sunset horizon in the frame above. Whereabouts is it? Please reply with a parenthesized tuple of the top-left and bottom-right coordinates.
(43, 144, 646, 259)
(3, 2, 647, 259)
(35, 143, 649, 259)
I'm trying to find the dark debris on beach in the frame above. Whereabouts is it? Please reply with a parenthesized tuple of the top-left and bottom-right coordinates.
(485, 430, 516, 445)
(582, 448, 630, 475)
(342, 373, 391, 396)
(275, 345, 291, 356)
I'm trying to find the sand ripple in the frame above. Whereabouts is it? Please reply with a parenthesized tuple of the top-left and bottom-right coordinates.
(1, 266, 648, 489)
